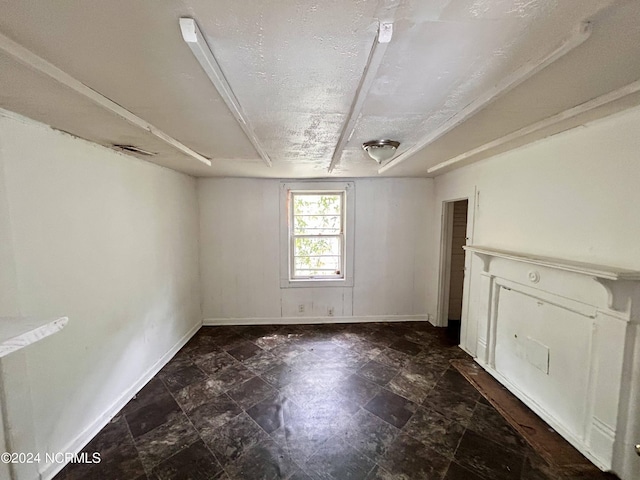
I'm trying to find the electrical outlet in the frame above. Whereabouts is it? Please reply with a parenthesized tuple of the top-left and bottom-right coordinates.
(328, 307, 334, 317)
(298, 304, 305, 314)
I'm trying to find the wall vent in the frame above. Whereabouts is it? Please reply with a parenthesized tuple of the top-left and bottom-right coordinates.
(112, 144, 156, 156)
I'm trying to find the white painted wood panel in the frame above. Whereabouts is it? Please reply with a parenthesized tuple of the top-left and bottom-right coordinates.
(494, 288, 591, 439)
(198, 178, 433, 322)
(352, 179, 431, 317)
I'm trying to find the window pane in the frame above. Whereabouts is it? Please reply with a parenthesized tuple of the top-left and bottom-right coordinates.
(294, 237, 340, 258)
(292, 194, 341, 216)
(294, 256, 341, 271)
(293, 235, 341, 277)
(288, 189, 346, 281)
(293, 215, 341, 235)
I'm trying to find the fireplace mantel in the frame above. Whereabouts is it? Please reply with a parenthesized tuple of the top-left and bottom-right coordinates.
(463, 245, 639, 477)
(465, 245, 640, 281)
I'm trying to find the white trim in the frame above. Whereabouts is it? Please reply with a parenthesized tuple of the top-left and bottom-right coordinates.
(436, 201, 455, 327)
(378, 22, 592, 174)
(180, 18, 271, 168)
(39, 321, 201, 480)
(283, 278, 353, 289)
(327, 21, 393, 173)
(436, 194, 475, 344)
(464, 245, 640, 282)
(460, 187, 478, 350)
(0, 30, 211, 168)
(427, 79, 640, 174)
(203, 315, 428, 326)
(280, 181, 355, 288)
(289, 190, 345, 282)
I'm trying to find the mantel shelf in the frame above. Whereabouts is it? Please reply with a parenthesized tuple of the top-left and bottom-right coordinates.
(464, 246, 640, 282)
(0, 316, 68, 358)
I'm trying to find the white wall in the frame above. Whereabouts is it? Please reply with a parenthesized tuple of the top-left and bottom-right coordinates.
(0, 112, 201, 478)
(433, 105, 640, 479)
(433, 104, 640, 352)
(435, 105, 640, 267)
(0, 131, 16, 480)
(198, 177, 434, 322)
(0, 134, 19, 317)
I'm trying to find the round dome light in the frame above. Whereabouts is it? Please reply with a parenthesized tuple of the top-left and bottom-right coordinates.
(362, 139, 400, 164)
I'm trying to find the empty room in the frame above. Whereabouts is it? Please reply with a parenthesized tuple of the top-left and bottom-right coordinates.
(0, 1, 639, 479)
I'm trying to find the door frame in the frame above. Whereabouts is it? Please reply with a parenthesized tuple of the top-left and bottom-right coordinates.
(435, 190, 476, 350)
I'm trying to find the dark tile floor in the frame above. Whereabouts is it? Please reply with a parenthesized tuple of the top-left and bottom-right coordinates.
(56, 322, 617, 480)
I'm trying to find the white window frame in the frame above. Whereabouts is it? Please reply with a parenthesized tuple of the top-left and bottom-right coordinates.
(280, 181, 355, 288)
(289, 190, 345, 281)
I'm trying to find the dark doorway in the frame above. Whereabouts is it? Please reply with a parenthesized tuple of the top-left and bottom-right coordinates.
(446, 199, 468, 344)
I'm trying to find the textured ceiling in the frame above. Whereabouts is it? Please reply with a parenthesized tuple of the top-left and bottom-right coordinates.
(0, 0, 638, 177)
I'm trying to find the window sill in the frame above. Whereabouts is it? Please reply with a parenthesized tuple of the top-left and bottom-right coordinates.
(280, 277, 354, 288)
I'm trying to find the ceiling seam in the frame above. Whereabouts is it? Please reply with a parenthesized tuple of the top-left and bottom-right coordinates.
(378, 21, 593, 174)
(0, 30, 212, 167)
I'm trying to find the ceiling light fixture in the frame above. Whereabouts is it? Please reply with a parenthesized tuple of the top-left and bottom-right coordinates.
(180, 18, 272, 168)
(327, 21, 394, 173)
(362, 139, 400, 164)
(378, 21, 592, 174)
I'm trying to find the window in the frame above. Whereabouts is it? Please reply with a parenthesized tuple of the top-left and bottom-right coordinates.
(280, 182, 354, 288)
(290, 191, 344, 279)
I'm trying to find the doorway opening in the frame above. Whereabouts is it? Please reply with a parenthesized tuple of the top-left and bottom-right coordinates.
(439, 199, 469, 345)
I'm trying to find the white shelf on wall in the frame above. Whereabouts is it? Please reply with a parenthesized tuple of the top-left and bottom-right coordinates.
(0, 316, 68, 358)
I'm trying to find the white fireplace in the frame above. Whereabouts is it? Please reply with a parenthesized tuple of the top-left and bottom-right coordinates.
(464, 246, 640, 479)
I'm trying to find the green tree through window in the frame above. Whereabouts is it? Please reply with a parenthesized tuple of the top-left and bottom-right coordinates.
(290, 192, 344, 279)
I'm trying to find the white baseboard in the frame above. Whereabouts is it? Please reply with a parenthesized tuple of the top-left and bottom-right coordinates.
(38, 314, 429, 478)
(203, 314, 429, 326)
(39, 321, 202, 480)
